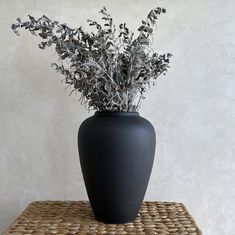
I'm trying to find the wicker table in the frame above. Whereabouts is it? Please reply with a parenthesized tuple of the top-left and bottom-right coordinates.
(3, 201, 202, 235)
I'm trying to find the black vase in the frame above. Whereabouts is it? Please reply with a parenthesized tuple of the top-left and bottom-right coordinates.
(78, 111, 156, 223)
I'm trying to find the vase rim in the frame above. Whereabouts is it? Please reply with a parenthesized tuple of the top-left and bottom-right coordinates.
(94, 111, 139, 116)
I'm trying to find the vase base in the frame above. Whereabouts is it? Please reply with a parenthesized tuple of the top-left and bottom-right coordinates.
(95, 216, 136, 224)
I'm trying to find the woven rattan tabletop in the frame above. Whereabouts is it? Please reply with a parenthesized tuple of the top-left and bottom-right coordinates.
(3, 201, 202, 235)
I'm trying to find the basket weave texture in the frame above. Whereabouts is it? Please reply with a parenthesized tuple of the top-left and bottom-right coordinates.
(3, 201, 202, 235)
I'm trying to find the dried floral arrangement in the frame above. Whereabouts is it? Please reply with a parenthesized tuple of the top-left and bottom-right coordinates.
(12, 7, 171, 112)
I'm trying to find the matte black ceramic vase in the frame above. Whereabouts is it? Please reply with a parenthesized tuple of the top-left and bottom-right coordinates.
(78, 111, 156, 223)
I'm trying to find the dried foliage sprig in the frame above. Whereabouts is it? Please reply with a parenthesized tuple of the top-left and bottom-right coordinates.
(12, 7, 172, 111)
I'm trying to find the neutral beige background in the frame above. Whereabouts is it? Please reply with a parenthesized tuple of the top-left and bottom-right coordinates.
(1, 0, 235, 234)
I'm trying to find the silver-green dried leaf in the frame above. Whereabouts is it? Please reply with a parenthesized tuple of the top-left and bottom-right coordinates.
(11, 7, 171, 112)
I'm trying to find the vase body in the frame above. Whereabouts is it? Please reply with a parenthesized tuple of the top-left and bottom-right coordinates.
(78, 111, 156, 223)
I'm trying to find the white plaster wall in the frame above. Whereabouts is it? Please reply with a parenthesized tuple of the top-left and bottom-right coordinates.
(0, 0, 235, 234)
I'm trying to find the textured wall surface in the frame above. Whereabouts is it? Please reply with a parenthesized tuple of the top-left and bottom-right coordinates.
(0, 0, 235, 234)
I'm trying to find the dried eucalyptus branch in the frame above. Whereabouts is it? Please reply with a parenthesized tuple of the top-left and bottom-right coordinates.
(12, 7, 172, 112)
